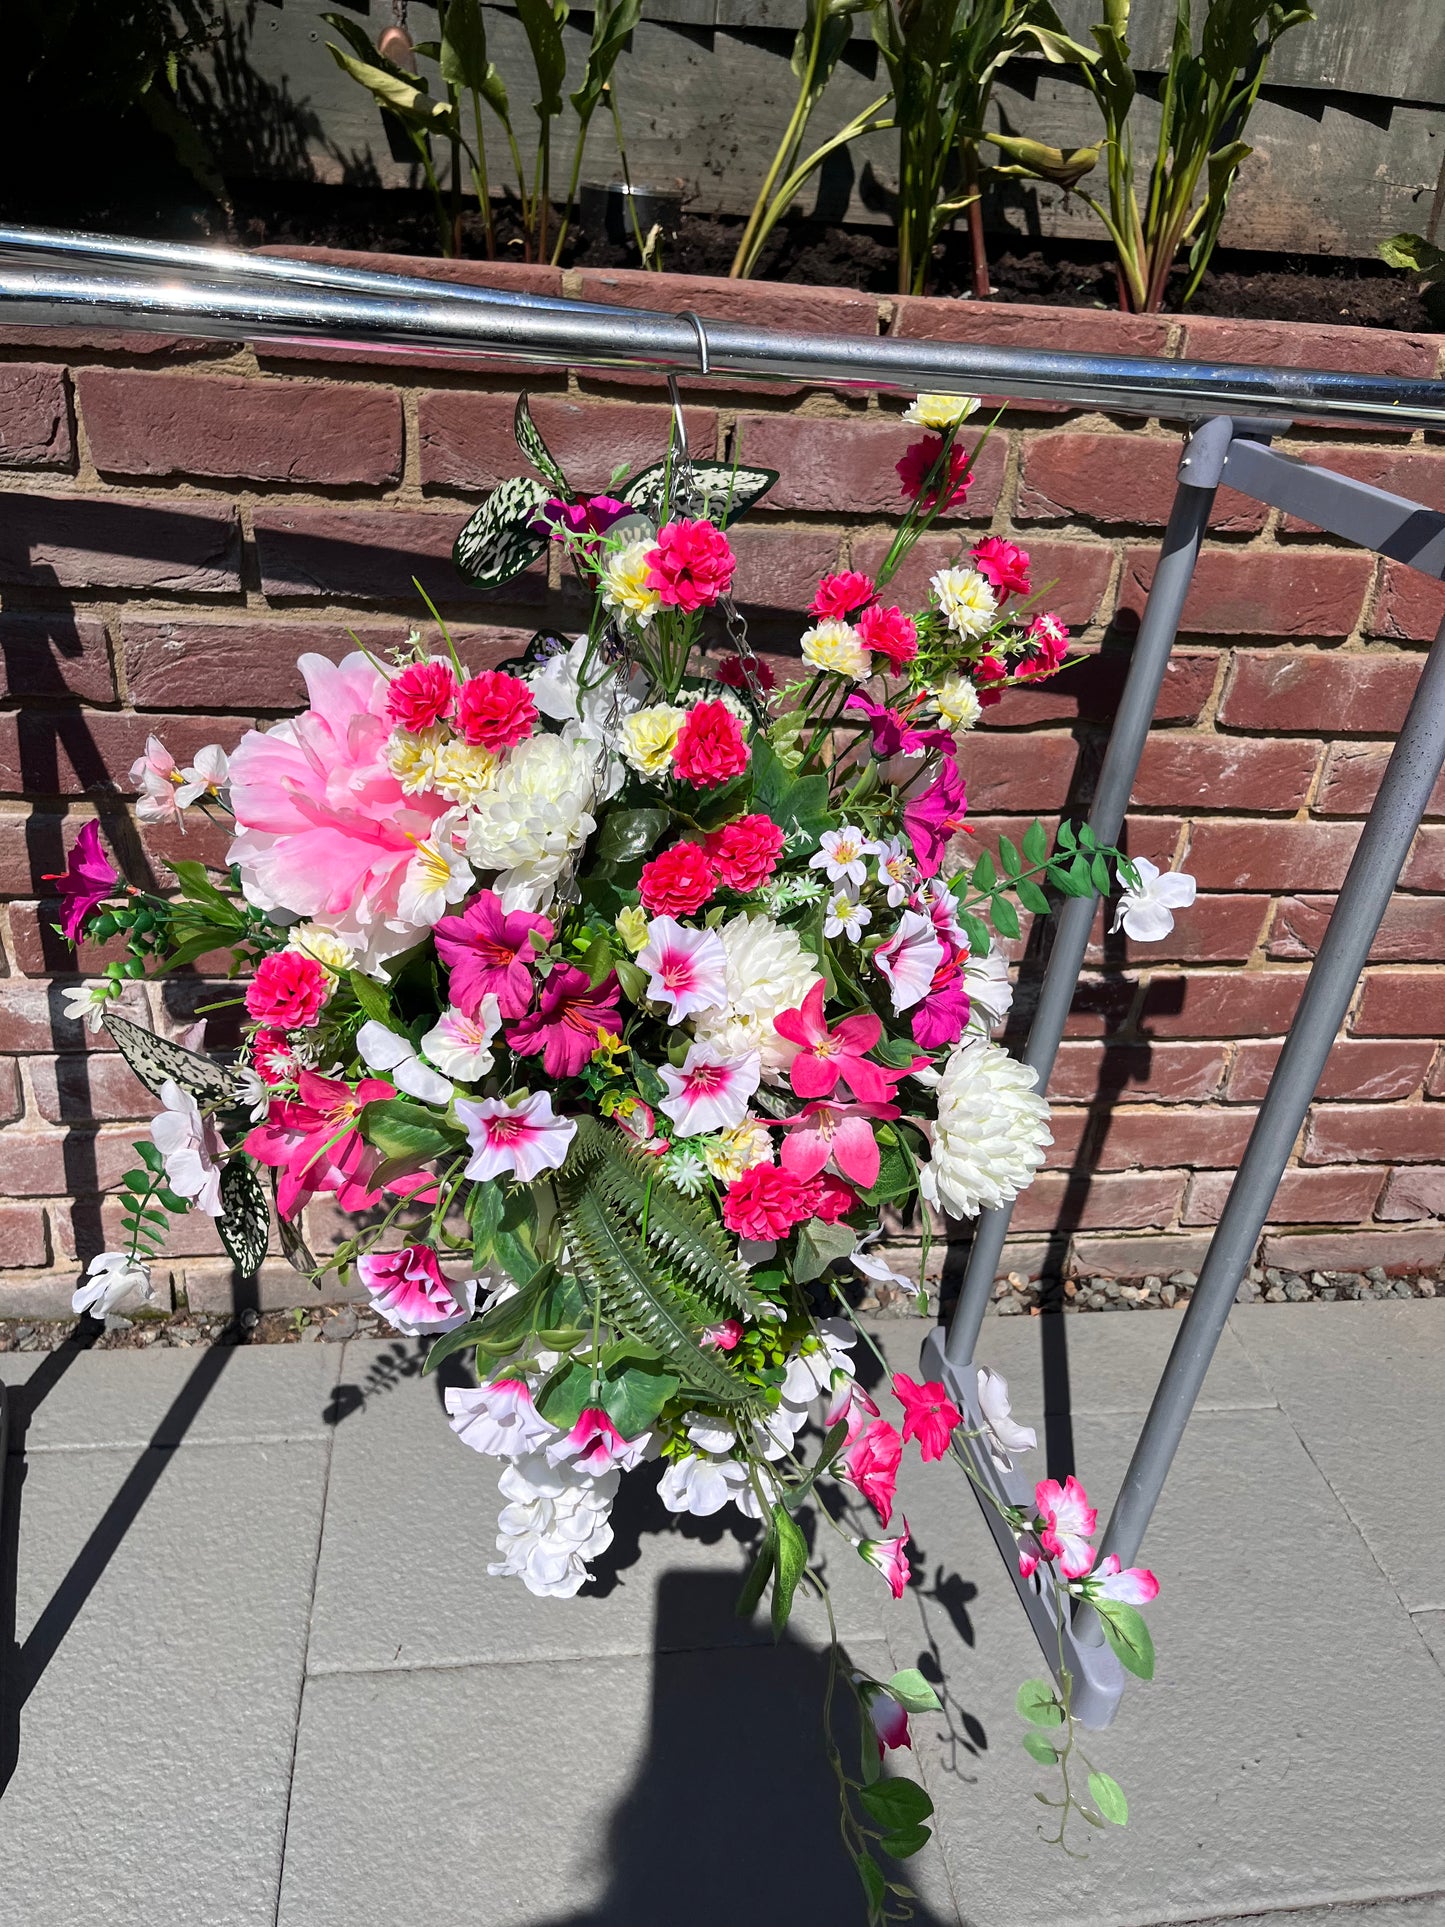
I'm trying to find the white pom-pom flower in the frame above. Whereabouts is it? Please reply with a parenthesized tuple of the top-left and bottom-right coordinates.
(919, 1039, 1051, 1219)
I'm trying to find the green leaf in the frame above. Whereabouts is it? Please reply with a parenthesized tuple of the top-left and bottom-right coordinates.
(884, 1668, 941, 1714)
(104, 1011, 247, 1108)
(997, 834, 1022, 881)
(959, 910, 991, 954)
(1022, 820, 1049, 868)
(771, 1503, 808, 1639)
(859, 1777, 934, 1831)
(735, 1524, 776, 1619)
(1056, 819, 1077, 850)
(625, 458, 777, 528)
(515, 0, 568, 120)
(748, 740, 833, 850)
(452, 475, 550, 590)
(878, 1824, 931, 1860)
(326, 41, 452, 128)
(217, 1156, 269, 1277)
(570, 0, 642, 122)
(512, 393, 570, 494)
(1016, 877, 1051, 915)
(1090, 852, 1113, 896)
(535, 1356, 595, 1429)
(971, 849, 997, 893)
(346, 970, 394, 1024)
(614, 956, 647, 1004)
(595, 808, 672, 864)
(599, 1358, 680, 1436)
(1022, 1731, 1060, 1766)
(168, 859, 243, 924)
(360, 1096, 465, 1167)
(990, 893, 1021, 941)
(856, 1852, 887, 1909)
(1015, 1678, 1065, 1727)
(439, 0, 492, 93)
(1095, 1599, 1156, 1680)
(792, 1217, 856, 1284)
(1087, 1770, 1129, 1825)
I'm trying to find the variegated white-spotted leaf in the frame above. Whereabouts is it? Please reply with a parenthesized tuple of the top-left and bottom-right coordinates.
(104, 1011, 247, 1107)
(513, 393, 570, 493)
(452, 475, 550, 589)
(625, 459, 778, 528)
(272, 1172, 320, 1277)
(218, 1156, 270, 1278)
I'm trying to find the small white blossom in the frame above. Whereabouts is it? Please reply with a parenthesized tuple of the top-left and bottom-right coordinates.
(1111, 857, 1197, 942)
(72, 1251, 153, 1318)
(903, 393, 980, 430)
(810, 825, 883, 890)
(61, 979, 118, 1034)
(150, 1079, 225, 1217)
(823, 887, 870, 942)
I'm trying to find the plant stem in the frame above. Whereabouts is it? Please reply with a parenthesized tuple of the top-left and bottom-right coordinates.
(471, 88, 497, 257)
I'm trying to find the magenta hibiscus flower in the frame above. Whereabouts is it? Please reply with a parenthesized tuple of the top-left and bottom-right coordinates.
(434, 890, 554, 1021)
(505, 965, 622, 1079)
(45, 821, 117, 942)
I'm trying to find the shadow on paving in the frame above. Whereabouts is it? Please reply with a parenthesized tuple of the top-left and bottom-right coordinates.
(532, 1567, 957, 1927)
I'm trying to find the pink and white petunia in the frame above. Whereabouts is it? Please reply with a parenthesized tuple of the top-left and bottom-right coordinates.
(150, 1078, 225, 1217)
(857, 1522, 913, 1599)
(445, 1378, 558, 1459)
(1035, 1475, 1097, 1579)
(636, 915, 728, 1025)
(356, 1244, 477, 1336)
(356, 1018, 455, 1105)
(874, 911, 946, 1015)
(455, 1090, 577, 1182)
(855, 1677, 913, 1757)
(840, 1419, 904, 1528)
(976, 1366, 1037, 1473)
(1085, 1553, 1160, 1605)
(420, 996, 504, 1082)
(658, 1452, 750, 1516)
(809, 824, 883, 890)
(657, 1043, 761, 1137)
(547, 1407, 652, 1475)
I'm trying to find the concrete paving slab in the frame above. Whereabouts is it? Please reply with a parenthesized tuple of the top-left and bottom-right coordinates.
(882, 1405, 1445, 1927)
(277, 1626, 957, 1927)
(307, 1337, 894, 1674)
(5, 1434, 329, 1927)
(2, 1339, 342, 1451)
(1228, 1302, 1445, 1612)
(1414, 1611, 1445, 1670)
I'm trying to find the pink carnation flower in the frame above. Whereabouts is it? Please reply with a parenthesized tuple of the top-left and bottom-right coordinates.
(972, 536, 1031, 600)
(672, 700, 749, 788)
(858, 603, 918, 670)
(386, 659, 457, 732)
(897, 436, 971, 511)
(1019, 611, 1070, 678)
(245, 950, 331, 1029)
(841, 1419, 903, 1528)
(701, 813, 785, 893)
(455, 670, 538, 752)
(505, 964, 623, 1080)
(251, 1028, 299, 1086)
(639, 842, 716, 917)
(893, 1373, 961, 1462)
(720, 1163, 817, 1241)
(809, 570, 877, 622)
(645, 519, 736, 612)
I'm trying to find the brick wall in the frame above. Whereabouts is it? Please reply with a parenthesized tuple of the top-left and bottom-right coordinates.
(2, 251, 1443, 1314)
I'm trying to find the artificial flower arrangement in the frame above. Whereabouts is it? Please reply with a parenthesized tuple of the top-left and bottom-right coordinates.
(54, 391, 1194, 1912)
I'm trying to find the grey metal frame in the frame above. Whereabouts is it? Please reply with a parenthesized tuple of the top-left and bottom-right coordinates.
(2, 224, 1444, 1730)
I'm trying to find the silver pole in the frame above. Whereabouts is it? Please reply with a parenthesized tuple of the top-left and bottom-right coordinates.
(1099, 608, 1445, 1571)
(943, 419, 1230, 1369)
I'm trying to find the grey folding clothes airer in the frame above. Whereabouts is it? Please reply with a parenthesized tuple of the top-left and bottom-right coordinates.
(3, 226, 1443, 1730)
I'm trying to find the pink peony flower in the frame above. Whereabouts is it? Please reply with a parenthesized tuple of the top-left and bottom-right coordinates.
(671, 700, 749, 788)
(857, 1523, 912, 1599)
(646, 518, 737, 611)
(505, 964, 623, 1079)
(810, 570, 877, 622)
(841, 1418, 903, 1528)
(720, 1163, 817, 1241)
(1019, 611, 1070, 678)
(356, 1244, 472, 1336)
(972, 536, 1031, 599)
(658, 1043, 761, 1137)
(546, 1406, 652, 1474)
(874, 910, 947, 1015)
(636, 917, 727, 1024)
(455, 670, 538, 752)
(903, 758, 970, 878)
(639, 842, 716, 918)
(44, 820, 118, 943)
(858, 602, 918, 670)
(433, 890, 554, 1021)
(245, 950, 332, 1029)
(893, 1374, 961, 1462)
(245, 1068, 411, 1218)
(227, 653, 453, 949)
(701, 814, 785, 893)
(455, 1089, 577, 1182)
(778, 1098, 897, 1191)
(897, 436, 971, 511)
(386, 659, 457, 732)
(773, 980, 905, 1106)
(1035, 1475, 1097, 1579)
(1086, 1553, 1160, 1605)
(975, 653, 1009, 708)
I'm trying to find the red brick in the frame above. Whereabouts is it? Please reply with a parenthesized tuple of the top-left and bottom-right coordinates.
(1010, 973, 1139, 1041)
(0, 713, 249, 800)
(29, 1053, 155, 1124)
(1185, 819, 1359, 891)
(418, 392, 716, 494)
(979, 647, 1218, 732)
(729, 413, 1005, 519)
(1018, 431, 1263, 533)
(1401, 827, 1445, 892)
(1267, 894, 1445, 964)
(1219, 649, 1422, 734)
(0, 980, 149, 1052)
(52, 1196, 250, 1262)
(77, 368, 402, 487)
(1047, 1041, 1227, 1103)
(958, 732, 1081, 812)
(0, 1124, 140, 1196)
(1316, 741, 1445, 818)
(0, 363, 72, 468)
(851, 533, 1111, 626)
(1228, 1039, 1433, 1104)
(890, 297, 1171, 359)
(0, 1202, 48, 1268)
(1367, 562, 1445, 643)
(1140, 970, 1306, 1038)
(1276, 445, 1445, 535)
(1376, 1165, 1445, 1221)
(0, 612, 115, 702)
(1261, 1228, 1445, 1271)
(261, 246, 564, 297)
(1119, 547, 1372, 638)
(0, 1061, 22, 1124)
(1070, 1232, 1215, 1277)
(729, 526, 842, 614)
(1132, 735, 1319, 813)
(0, 494, 241, 593)
(251, 505, 524, 604)
(1353, 971, 1445, 1037)
(1085, 893, 1269, 965)
(1183, 1164, 1383, 1226)
(1047, 1105, 1257, 1171)
(577, 266, 880, 337)
(1303, 1104, 1445, 1164)
(1180, 316, 1439, 384)
(1006, 1170, 1185, 1233)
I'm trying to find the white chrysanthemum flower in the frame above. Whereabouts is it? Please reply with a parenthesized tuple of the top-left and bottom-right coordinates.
(691, 913, 823, 1076)
(931, 567, 998, 639)
(705, 1117, 773, 1184)
(934, 673, 982, 734)
(801, 617, 870, 681)
(463, 733, 598, 913)
(601, 538, 662, 628)
(620, 703, 688, 777)
(488, 1452, 618, 1599)
(919, 1038, 1051, 1219)
(903, 393, 980, 431)
(386, 723, 448, 795)
(285, 921, 355, 979)
(433, 739, 499, 807)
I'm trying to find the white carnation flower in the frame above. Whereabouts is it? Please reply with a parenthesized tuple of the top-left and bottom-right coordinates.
(919, 1038, 1051, 1219)
(463, 733, 597, 913)
(690, 914, 823, 1077)
(934, 674, 982, 734)
(931, 566, 998, 639)
(487, 1452, 618, 1599)
(903, 393, 980, 430)
(800, 617, 870, 681)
